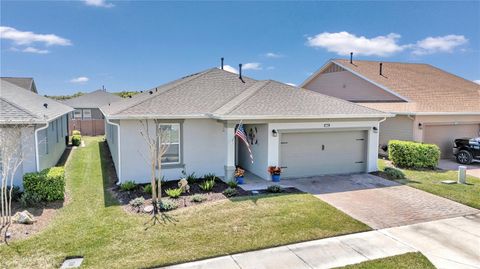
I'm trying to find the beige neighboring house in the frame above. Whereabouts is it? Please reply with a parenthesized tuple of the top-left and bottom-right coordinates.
(301, 59, 480, 158)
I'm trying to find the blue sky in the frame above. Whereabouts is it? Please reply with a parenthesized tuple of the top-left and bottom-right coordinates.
(1, 1, 479, 95)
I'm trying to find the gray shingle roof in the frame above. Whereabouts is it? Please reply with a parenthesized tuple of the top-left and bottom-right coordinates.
(0, 77, 37, 93)
(0, 80, 73, 124)
(62, 89, 122, 108)
(101, 68, 389, 120)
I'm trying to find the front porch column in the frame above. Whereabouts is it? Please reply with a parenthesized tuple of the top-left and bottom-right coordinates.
(224, 122, 236, 181)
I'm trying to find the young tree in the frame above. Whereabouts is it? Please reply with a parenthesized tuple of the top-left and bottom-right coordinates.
(139, 119, 172, 216)
(0, 124, 33, 241)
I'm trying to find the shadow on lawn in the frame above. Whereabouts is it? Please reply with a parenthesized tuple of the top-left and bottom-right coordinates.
(98, 141, 120, 207)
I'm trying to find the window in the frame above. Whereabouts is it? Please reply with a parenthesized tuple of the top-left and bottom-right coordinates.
(158, 124, 181, 165)
(83, 109, 92, 119)
(73, 110, 82, 119)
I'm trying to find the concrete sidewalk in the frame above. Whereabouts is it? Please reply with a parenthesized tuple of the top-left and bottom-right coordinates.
(160, 214, 480, 269)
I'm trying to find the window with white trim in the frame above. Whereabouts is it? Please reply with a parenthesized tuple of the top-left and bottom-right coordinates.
(73, 109, 82, 119)
(158, 124, 180, 164)
(82, 109, 92, 119)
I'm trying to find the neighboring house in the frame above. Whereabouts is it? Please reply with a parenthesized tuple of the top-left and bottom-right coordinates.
(302, 59, 480, 158)
(0, 78, 73, 187)
(62, 90, 122, 136)
(101, 67, 390, 183)
(0, 77, 38, 93)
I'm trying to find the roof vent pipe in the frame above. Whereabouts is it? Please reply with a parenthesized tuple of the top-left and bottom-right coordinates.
(379, 62, 383, 76)
(43, 103, 48, 109)
(239, 63, 243, 80)
(350, 52, 353, 64)
(221, 57, 224, 70)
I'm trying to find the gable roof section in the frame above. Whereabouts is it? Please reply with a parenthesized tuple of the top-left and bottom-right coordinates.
(0, 80, 74, 124)
(309, 59, 480, 114)
(0, 77, 37, 93)
(102, 68, 390, 120)
(62, 89, 123, 108)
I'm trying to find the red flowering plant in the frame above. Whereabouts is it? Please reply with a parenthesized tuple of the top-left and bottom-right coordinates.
(234, 167, 245, 177)
(267, 166, 282, 175)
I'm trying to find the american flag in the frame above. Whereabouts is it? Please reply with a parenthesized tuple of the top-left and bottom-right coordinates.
(236, 123, 253, 163)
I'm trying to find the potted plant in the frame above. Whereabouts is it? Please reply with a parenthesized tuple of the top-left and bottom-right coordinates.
(234, 167, 245, 184)
(268, 166, 282, 182)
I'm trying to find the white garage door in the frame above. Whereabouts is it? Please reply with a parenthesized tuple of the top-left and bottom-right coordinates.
(424, 124, 480, 158)
(280, 130, 367, 178)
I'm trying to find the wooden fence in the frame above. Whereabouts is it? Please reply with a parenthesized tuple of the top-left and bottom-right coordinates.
(69, 119, 105, 136)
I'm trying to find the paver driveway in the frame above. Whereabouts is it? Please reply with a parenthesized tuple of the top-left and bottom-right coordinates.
(282, 174, 479, 229)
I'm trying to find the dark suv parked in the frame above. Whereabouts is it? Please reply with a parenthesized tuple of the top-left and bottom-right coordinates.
(454, 137, 480, 164)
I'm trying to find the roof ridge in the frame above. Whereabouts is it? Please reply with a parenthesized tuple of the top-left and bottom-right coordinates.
(334, 58, 428, 65)
(0, 96, 41, 120)
(113, 68, 216, 115)
(211, 80, 270, 116)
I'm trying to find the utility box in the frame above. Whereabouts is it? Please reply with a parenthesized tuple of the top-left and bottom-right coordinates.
(458, 166, 467, 184)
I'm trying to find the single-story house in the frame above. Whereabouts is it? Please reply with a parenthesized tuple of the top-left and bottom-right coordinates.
(62, 89, 122, 136)
(301, 59, 480, 158)
(0, 77, 38, 93)
(101, 67, 390, 183)
(0, 78, 73, 187)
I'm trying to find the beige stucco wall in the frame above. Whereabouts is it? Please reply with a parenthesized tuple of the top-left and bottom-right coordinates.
(303, 70, 403, 102)
(378, 116, 414, 155)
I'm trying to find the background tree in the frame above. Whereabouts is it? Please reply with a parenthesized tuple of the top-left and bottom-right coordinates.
(139, 120, 172, 216)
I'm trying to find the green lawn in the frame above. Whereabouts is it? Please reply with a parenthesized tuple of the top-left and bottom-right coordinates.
(0, 137, 369, 269)
(337, 252, 435, 269)
(378, 159, 480, 209)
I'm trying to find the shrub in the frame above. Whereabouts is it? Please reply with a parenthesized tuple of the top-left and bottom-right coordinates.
(129, 197, 145, 207)
(165, 188, 182, 198)
(190, 194, 207, 203)
(7, 186, 22, 202)
(185, 172, 197, 184)
(23, 167, 65, 202)
(223, 188, 237, 197)
(203, 173, 217, 181)
(199, 179, 215, 191)
(142, 184, 152, 194)
(20, 192, 42, 207)
(120, 181, 137, 191)
(388, 140, 440, 169)
(72, 130, 81, 136)
(384, 167, 406, 179)
(159, 199, 178, 211)
(227, 180, 238, 188)
(72, 135, 82, 146)
(266, 185, 282, 193)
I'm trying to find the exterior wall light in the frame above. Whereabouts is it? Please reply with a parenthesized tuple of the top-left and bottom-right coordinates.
(418, 123, 423, 129)
(272, 129, 278, 137)
(373, 127, 378, 133)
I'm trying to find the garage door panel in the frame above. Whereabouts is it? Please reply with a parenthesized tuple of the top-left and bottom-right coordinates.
(424, 124, 480, 158)
(280, 131, 367, 178)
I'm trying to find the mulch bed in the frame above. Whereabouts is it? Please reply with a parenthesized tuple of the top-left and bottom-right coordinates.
(110, 178, 303, 214)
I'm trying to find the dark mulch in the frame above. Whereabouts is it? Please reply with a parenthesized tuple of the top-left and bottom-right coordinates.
(110, 178, 302, 214)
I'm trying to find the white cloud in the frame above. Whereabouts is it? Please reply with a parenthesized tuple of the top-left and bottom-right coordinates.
(0, 26, 71, 46)
(22, 47, 50, 54)
(222, 65, 238, 74)
(265, 52, 283, 58)
(70, 77, 89, 83)
(473, 80, 480, 85)
(412, 35, 468, 55)
(266, 66, 275, 70)
(306, 31, 403, 57)
(84, 0, 114, 8)
(286, 83, 297, 87)
(243, 62, 262, 70)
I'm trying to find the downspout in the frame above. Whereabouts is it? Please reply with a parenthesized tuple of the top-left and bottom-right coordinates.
(34, 122, 49, 172)
(105, 118, 121, 185)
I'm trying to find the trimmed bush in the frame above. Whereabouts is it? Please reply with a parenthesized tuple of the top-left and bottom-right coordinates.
(72, 135, 82, 146)
(20, 192, 42, 207)
(384, 167, 406, 179)
(72, 130, 81, 136)
(266, 185, 282, 193)
(23, 167, 65, 202)
(388, 140, 440, 169)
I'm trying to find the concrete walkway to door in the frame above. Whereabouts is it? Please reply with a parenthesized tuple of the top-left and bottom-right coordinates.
(281, 174, 479, 229)
(160, 214, 480, 269)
